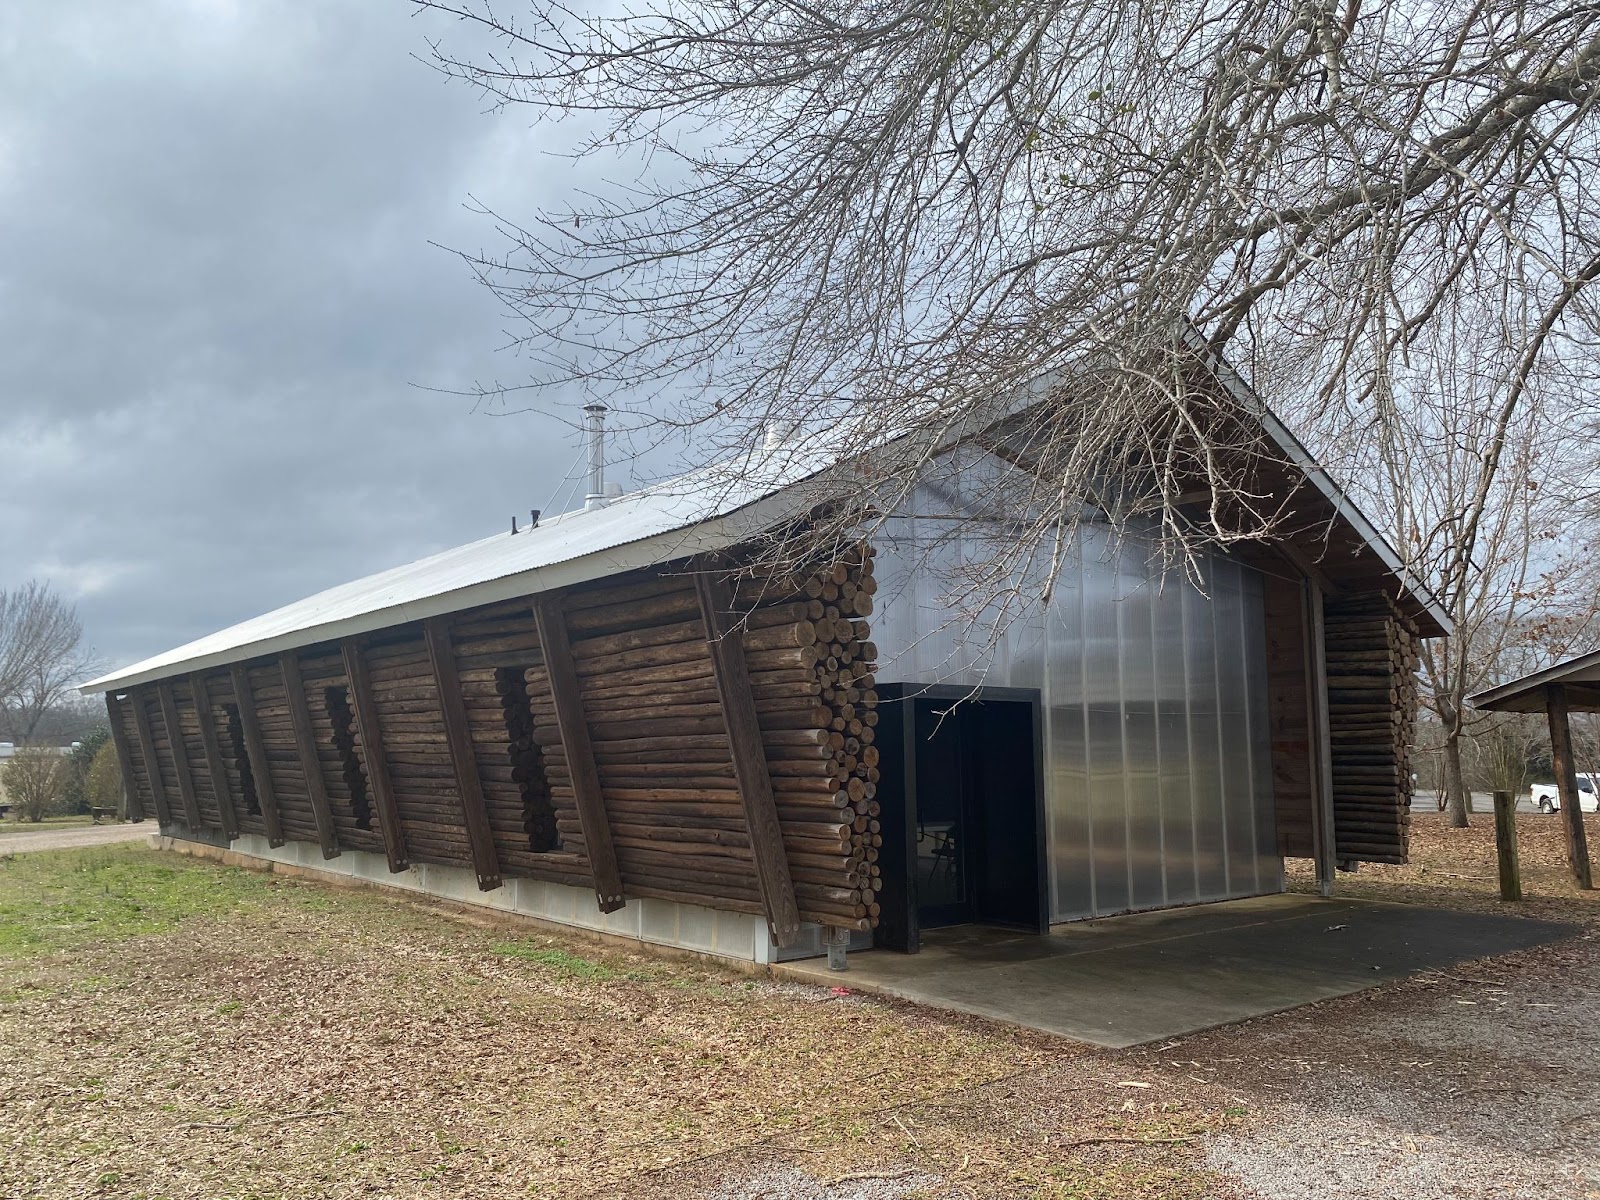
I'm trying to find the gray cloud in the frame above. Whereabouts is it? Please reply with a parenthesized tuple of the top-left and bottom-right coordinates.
(0, 0, 632, 672)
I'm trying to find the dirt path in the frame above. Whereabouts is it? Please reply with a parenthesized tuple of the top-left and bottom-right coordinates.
(0, 822, 149, 855)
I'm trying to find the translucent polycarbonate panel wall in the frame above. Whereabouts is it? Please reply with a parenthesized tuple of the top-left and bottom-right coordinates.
(872, 480, 1282, 922)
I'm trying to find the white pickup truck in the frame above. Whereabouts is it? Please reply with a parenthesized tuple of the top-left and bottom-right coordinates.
(1532, 774, 1600, 813)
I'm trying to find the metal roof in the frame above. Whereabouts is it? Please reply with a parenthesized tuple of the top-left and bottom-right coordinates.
(81, 448, 844, 693)
(1468, 649, 1600, 714)
(82, 355, 1451, 695)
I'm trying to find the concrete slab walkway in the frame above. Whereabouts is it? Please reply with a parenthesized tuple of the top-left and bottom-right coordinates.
(775, 893, 1575, 1047)
(0, 823, 150, 855)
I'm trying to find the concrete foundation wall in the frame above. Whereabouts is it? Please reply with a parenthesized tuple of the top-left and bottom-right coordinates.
(152, 830, 860, 965)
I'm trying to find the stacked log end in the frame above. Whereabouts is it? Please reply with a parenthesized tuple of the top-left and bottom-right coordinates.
(493, 666, 559, 853)
(323, 685, 373, 831)
(442, 606, 591, 886)
(1324, 593, 1420, 865)
(740, 544, 883, 931)
(221, 700, 265, 826)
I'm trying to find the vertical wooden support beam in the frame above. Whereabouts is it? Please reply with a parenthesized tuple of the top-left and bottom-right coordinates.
(104, 693, 145, 823)
(1547, 684, 1593, 890)
(189, 673, 241, 841)
(695, 569, 802, 947)
(423, 618, 502, 890)
(156, 679, 204, 831)
(1304, 580, 1337, 896)
(1493, 790, 1522, 901)
(532, 594, 625, 913)
(341, 637, 409, 874)
(129, 687, 173, 826)
(230, 665, 286, 847)
(278, 651, 340, 859)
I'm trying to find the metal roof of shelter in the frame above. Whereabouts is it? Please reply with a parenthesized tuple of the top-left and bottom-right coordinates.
(1468, 649, 1600, 714)
(81, 361, 1452, 696)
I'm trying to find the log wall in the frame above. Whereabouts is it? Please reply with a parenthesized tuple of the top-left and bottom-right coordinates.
(246, 661, 321, 845)
(111, 547, 882, 938)
(1324, 592, 1421, 865)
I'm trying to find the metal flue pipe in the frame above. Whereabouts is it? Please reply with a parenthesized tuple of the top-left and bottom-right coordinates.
(583, 403, 607, 510)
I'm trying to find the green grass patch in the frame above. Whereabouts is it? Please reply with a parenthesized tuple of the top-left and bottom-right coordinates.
(0, 844, 278, 959)
(488, 942, 627, 981)
(1, 814, 97, 835)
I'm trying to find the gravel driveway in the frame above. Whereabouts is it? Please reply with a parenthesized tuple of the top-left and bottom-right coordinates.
(1156, 910, 1599, 1198)
(0, 822, 149, 855)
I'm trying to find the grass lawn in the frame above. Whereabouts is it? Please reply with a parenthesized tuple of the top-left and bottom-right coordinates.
(0, 846, 1236, 1199)
(0, 814, 97, 836)
(1, 817, 1595, 1199)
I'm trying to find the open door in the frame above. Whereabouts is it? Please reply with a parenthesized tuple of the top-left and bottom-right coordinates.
(874, 686, 1047, 952)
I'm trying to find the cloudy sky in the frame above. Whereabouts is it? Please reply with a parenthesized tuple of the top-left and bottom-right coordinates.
(1, 1, 647, 673)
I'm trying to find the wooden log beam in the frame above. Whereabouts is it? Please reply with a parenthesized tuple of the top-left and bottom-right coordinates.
(533, 593, 625, 912)
(1492, 790, 1521, 902)
(229, 664, 286, 847)
(422, 617, 501, 890)
(695, 567, 802, 947)
(104, 693, 145, 822)
(190, 672, 241, 840)
(1546, 684, 1593, 890)
(1305, 581, 1337, 891)
(129, 688, 173, 826)
(278, 651, 340, 859)
(156, 680, 204, 830)
(341, 637, 409, 873)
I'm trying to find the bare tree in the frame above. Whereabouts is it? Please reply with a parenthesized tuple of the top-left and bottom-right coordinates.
(0, 581, 99, 745)
(2, 747, 68, 823)
(1351, 366, 1600, 824)
(415, 0, 1600, 719)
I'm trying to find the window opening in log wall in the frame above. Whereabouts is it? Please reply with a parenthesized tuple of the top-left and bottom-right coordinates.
(496, 666, 559, 852)
(222, 703, 261, 816)
(323, 686, 373, 831)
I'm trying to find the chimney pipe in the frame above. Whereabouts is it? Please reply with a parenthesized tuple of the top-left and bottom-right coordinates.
(583, 403, 608, 511)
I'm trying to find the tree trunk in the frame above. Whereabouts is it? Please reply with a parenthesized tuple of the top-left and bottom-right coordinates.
(1442, 732, 1470, 827)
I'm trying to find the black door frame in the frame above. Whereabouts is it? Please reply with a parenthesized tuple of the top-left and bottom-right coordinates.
(873, 683, 1049, 953)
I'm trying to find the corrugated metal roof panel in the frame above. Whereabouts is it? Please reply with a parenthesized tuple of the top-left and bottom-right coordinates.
(81, 448, 840, 693)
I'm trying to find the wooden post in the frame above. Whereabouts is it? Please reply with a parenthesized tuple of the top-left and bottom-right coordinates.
(104, 693, 145, 823)
(156, 680, 204, 831)
(189, 673, 241, 840)
(278, 651, 340, 859)
(1546, 684, 1593, 890)
(1492, 790, 1521, 901)
(1304, 579, 1337, 895)
(423, 617, 501, 891)
(341, 637, 409, 873)
(533, 593, 626, 913)
(695, 568, 802, 947)
(230, 664, 286, 847)
(129, 688, 173, 826)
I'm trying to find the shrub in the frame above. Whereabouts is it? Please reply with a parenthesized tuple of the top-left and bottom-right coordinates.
(3, 748, 69, 822)
(84, 740, 124, 818)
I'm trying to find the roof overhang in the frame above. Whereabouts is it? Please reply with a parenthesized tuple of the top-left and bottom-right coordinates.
(1468, 649, 1600, 713)
(1183, 331, 1451, 638)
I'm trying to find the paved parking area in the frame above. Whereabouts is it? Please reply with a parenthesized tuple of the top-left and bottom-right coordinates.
(777, 893, 1575, 1046)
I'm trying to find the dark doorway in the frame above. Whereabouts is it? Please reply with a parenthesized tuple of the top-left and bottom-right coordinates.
(874, 686, 1047, 952)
